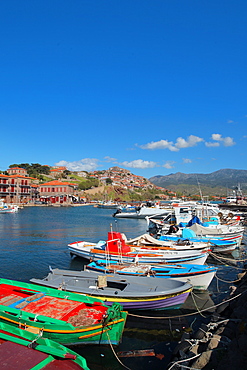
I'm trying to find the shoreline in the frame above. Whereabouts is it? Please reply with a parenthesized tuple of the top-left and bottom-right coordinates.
(168, 267, 247, 369)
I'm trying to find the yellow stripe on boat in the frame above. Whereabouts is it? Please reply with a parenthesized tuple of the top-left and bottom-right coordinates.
(0, 315, 126, 334)
(84, 288, 192, 303)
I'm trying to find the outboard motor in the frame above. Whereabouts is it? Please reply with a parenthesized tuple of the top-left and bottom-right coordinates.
(166, 224, 179, 235)
(113, 209, 121, 217)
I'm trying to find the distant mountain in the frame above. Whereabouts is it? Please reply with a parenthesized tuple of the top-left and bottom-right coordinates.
(149, 169, 247, 196)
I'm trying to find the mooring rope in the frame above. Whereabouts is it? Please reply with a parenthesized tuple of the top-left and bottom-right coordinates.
(215, 273, 242, 284)
(128, 288, 247, 320)
(106, 331, 132, 370)
(167, 352, 202, 370)
(190, 291, 207, 318)
(209, 251, 247, 264)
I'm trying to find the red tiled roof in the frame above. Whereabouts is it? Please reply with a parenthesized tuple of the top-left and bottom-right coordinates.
(9, 175, 35, 180)
(40, 180, 76, 186)
(7, 167, 26, 170)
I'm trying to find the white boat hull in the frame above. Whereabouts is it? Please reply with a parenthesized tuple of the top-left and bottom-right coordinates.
(68, 242, 209, 265)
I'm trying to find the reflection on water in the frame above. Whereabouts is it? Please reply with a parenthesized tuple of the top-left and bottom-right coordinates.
(0, 206, 246, 369)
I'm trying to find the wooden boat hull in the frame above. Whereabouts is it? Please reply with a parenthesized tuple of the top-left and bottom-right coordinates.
(68, 242, 209, 265)
(0, 278, 127, 346)
(158, 235, 238, 254)
(0, 322, 90, 369)
(31, 269, 192, 311)
(86, 260, 217, 291)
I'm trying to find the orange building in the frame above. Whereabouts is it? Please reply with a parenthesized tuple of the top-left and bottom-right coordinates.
(50, 167, 67, 177)
(7, 167, 28, 176)
(0, 173, 35, 203)
(39, 180, 78, 204)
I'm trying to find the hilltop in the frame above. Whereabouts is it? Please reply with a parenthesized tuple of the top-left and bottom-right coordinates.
(149, 169, 247, 196)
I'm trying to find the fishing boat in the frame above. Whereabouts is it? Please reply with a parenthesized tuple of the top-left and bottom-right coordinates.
(0, 321, 90, 369)
(182, 222, 244, 246)
(0, 277, 127, 346)
(147, 211, 244, 247)
(97, 200, 120, 209)
(68, 231, 209, 265)
(155, 230, 239, 254)
(85, 259, 217, 291)
(0, 199, 19, 213)
(126, 233, 211, 252)
(30, 268, 192, 311)
(113, 201, 171, 219)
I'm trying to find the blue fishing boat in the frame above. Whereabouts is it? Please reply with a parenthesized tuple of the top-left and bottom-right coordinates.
(158, 228, 238, 254)
(86, 259, 217, 291)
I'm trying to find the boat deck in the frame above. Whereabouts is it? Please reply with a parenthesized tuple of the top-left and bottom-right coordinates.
(0, 284, 107, 326)
(0, 339, 83, 369)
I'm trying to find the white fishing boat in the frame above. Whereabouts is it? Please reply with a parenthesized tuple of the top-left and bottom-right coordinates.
(146, 203, 244, 247)
(86, 259, 217, 291)
(0, 199, 19, 213)
(68, 231, 209, 265)
(126, 233, 211, 252)
(113, 201, 171, 219)
(96, 200, 121, 209)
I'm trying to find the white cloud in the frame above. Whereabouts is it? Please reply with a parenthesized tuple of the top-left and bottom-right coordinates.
(104, 156, 117, 162)
(55, 158, 99, 172)
(223, 137, 235, 146)
(205, 134, 236, 147)
(163, 161, 175, 169)
(227, 120, 234, 123)
(175, 135, 204, 149)
(183, 158, 192, 163)
(211, 134, 222, 141)
(140, 135, 203, 152)
(121, 159, 158, 169)
(205, 142, 220, 147)
(140, 139, 178, 151)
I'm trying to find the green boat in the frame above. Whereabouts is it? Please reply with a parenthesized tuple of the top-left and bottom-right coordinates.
(0, 277, 127, 346)
(0, 321, 90, 369)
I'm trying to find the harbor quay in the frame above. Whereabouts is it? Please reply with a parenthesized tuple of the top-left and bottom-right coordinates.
(167, 266, 247, 369)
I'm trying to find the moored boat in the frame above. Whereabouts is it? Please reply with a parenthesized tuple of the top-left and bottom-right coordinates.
(0, 278, 127, 346)
(97, 200, 120, 209)
(85, 259, 217, 291)
(0, 199, 19, 213)
(0, 321, 90, 369)
(157, 231, 239, 254)
(147, 213, 244, 248)
(126, 233, 211, 252)
(113, 201, 171, 219)
(68, 231, 209, 265)
(31, 268, 192, 311)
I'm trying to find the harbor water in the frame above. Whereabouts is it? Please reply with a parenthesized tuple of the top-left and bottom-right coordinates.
(0, 205, 246, 369)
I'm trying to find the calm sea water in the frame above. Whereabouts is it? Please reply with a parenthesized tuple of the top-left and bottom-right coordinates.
(0, 205, 245, 369)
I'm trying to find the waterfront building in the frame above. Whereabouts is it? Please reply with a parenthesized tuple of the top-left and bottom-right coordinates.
(39, 180, 78, 205)
(0, 173, 35, 204)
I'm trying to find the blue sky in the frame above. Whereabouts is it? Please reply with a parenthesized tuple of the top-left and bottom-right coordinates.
(1, 0, 246, 179)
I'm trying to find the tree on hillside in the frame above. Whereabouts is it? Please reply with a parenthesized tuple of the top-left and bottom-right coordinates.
(105, 178, 112, 185)
(78, 178, 100, 190)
